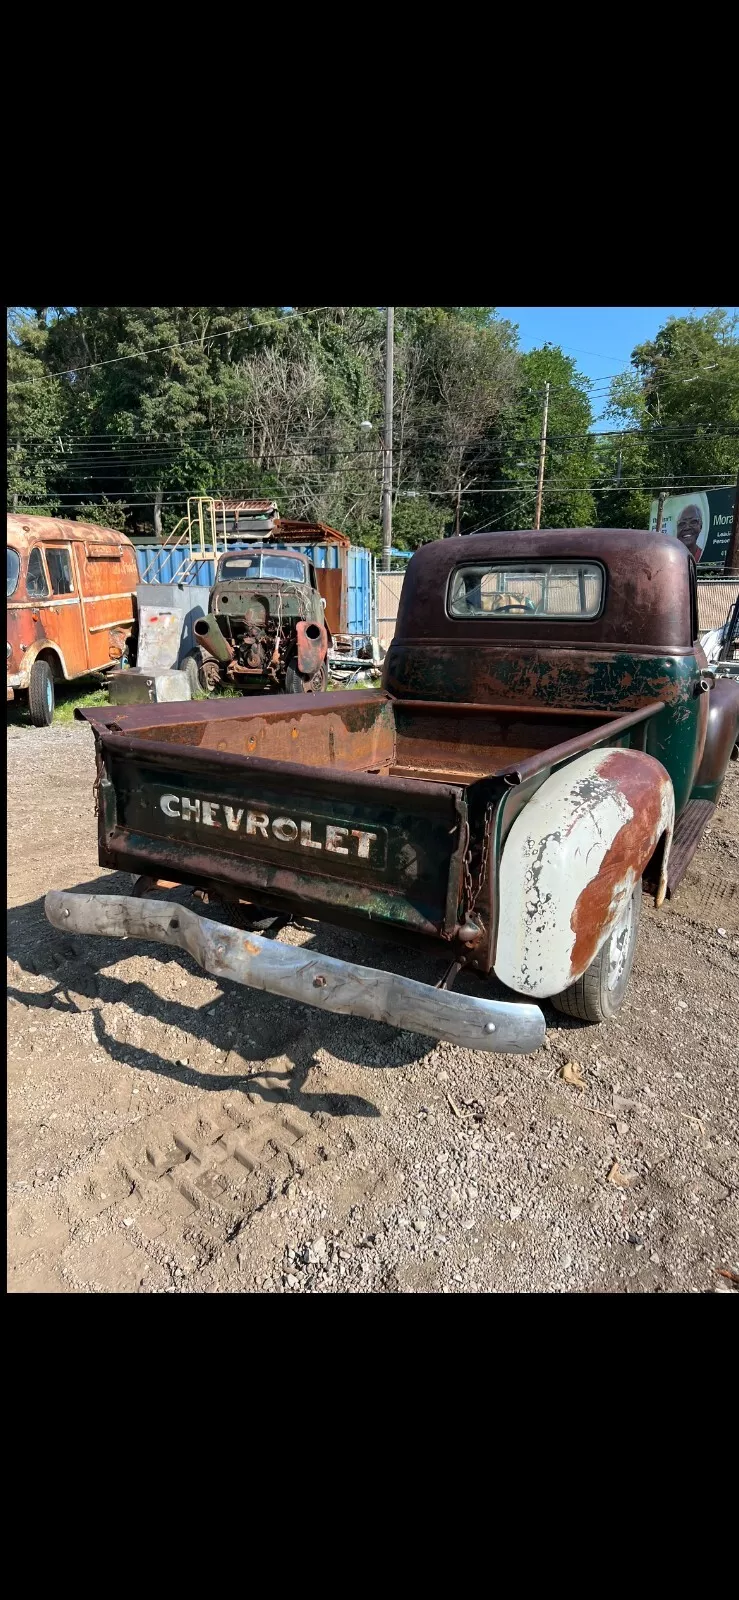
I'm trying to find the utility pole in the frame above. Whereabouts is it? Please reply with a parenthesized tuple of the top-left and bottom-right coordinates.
(655, 491, 666, 533)
(454, 479, 462, 537)
(381, 306, 394, 573)
(533, 381, 550, 531)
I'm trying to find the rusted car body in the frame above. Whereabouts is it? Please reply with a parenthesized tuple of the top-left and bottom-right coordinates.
(7, 516, 138, 725)
(47, 530, 739, 1054)
(191, 547, 330, 696)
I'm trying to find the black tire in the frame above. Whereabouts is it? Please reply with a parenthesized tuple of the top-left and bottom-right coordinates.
(28, 659, 55, 727)
(182, 651, 207, 699)
(551, 880, 641, 1024)
(206, 895, 286, 934)
(284, 657, 328, 694)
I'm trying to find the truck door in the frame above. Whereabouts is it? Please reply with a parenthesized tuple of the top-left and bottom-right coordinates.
(315, 567, 343, 634)
(43, 544, 88, 677)
(79, 542, 136, 670)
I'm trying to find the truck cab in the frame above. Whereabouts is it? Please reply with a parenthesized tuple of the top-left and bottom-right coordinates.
(384, 528, 737, 815)
(192, 545, 330, 695)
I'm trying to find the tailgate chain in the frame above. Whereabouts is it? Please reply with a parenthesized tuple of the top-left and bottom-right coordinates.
(462, 800, 494, 916)
(92, 747, 105, 817)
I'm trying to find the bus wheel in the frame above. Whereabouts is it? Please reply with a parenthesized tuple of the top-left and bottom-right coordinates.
(28, 659, 55, 727)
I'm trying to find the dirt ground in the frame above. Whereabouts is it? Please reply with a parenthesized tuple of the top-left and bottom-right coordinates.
(7, 720, 738, 1295)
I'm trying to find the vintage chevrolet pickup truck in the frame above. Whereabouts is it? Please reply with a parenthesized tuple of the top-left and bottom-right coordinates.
(47, 530, 739, 1056)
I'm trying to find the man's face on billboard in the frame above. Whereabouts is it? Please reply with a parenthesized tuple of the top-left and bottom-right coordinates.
(676, 504, 703, 559)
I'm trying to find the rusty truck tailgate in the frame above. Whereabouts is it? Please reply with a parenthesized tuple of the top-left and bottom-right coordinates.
(90, 719, 469, 939)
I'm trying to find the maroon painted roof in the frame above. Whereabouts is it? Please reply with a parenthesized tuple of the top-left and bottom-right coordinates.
(394, 529, 695, 651)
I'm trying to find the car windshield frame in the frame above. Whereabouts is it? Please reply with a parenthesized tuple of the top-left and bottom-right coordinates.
(218, 553, 307, 583)
(447, 559, 606, 621)
(7, 547, 20, 598)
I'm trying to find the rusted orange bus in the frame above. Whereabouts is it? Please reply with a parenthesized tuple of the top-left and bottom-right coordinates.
(7, 516, 139, 725)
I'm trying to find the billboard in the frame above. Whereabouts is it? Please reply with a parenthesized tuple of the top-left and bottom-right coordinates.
(649, 487, 736, 568)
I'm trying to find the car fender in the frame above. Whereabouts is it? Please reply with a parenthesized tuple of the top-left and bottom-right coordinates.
(12, 641, 70, 687)
(691, 676, 739, 800)
(296, 619, 328, 676)
(494, 747, 674, 1000)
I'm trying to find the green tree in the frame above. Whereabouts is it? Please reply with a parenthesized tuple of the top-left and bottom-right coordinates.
(75, 498, 129, 532)
(591, 430, 651, 529)
(386, 310, 520, 535)
(7, 308, 67, 513)
(8, 306, 546, 544)
(423, 315, 520, 526)
(472, 345, 596, 532)
(600, 309, 739, 522)
(390, 494, 449, 550)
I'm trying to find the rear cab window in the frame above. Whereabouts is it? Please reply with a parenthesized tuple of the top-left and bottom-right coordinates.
(26, 547, 50, 598)
(7, 548, 20, 597)
(448, 560, 605, 619)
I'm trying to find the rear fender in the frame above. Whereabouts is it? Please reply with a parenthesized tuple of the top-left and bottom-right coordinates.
(296, 619, 328, 676)
(691, 676, 739, 801)
(494, 747, 674, 1000)
(25, 643, 69, 682)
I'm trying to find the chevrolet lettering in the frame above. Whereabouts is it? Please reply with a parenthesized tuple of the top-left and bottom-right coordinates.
(157, 791, 382, 862)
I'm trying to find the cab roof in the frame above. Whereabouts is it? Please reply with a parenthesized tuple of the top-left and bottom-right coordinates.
(7, 515, 134, 549)
(395, 529, 695, 652)
(216, 546, 310, 564)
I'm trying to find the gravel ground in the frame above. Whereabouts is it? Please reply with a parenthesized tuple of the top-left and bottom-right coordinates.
(7, 720, 738, 1295)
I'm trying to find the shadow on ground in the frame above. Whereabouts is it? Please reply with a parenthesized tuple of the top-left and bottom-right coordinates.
(7, 875, 446, 1119)
(8, 872, 594, 1121)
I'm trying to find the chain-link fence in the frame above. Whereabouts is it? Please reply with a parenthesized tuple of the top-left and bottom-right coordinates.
(697, 576, 739, 632)
(375, 571, 405, 650)
(375, 569, 739, 648)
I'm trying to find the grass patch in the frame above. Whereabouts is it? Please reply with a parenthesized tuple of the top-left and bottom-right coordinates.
(53, 685, 109, 723)
(7, 674, 108, 730)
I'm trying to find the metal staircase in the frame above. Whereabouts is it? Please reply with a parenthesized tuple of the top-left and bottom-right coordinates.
(139, 497, 230, 586)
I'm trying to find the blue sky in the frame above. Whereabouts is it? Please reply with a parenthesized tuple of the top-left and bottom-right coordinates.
(497, 307, 737, 429)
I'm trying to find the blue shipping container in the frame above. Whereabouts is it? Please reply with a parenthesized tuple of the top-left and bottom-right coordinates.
(135, 544, 372, 635)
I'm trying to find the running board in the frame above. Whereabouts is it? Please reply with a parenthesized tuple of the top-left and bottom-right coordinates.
(666, 800, 716, 897)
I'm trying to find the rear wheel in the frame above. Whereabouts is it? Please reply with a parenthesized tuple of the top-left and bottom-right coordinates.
(284, 657, 328, 694)
(551, 880, 641, 1023)
(182, 650, 207, 699)
(28, 659, 55, 727)
(203, 894, 288, 935)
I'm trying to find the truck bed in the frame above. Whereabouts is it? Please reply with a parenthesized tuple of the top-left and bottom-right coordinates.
(91, 690, 627, 784)
(80, 691, 662, 952)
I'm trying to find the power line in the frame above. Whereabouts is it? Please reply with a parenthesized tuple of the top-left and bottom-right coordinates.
(25, 476, 735, 506)
(34, 429, 737, 462)
(10, 421, 738, 457)
(29, 307, 335, 379)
